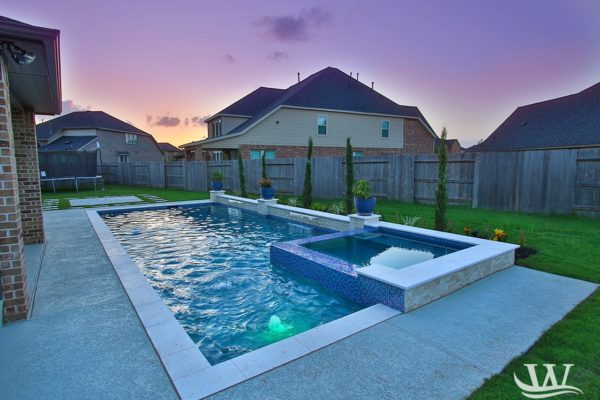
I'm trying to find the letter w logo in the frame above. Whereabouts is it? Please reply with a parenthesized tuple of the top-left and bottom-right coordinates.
(513, 364, 583, 398)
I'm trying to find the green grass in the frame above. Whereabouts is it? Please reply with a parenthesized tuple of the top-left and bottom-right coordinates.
(42, 184, 209, 209)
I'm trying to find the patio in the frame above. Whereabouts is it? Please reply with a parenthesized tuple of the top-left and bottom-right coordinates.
(0, 208, 595, 399)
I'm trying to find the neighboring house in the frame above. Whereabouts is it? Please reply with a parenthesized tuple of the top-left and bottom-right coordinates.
(434, 138, 462, 154)
(471, 82, 600, 152)
(36, 111, 164, 163)
(158, 142, 184, 161)
(182, 67, 437, 160)
(0, 16, 61, 322)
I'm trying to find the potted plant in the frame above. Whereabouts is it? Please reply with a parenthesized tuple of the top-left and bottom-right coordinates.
(211, 171, 224, 191)
(353, 179, 376, 216)
(259, 177, 275, 200)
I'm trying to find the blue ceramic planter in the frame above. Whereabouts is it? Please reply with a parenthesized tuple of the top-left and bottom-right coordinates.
(354, 197, 376, 216)
(212, 181, 223, 191)
(261, 186, 275, 200)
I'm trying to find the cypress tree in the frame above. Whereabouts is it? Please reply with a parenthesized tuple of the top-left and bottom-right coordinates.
(261, 151, 267, 179)
(345, 137, 354, 214)
(238, 150, 247, 197)
(434, 127, 449, 231)
(302, 137, 313, 207)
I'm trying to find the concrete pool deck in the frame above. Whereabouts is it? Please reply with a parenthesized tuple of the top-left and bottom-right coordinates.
(0, 209, 596, 399)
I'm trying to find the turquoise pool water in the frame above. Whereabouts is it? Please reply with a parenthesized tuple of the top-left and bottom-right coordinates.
(302, 231, 469, 270)
(102, 205, 361, 364)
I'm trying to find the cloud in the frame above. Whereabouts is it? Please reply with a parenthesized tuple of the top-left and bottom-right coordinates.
(36, 100, 91, 123)
(257, 7, 331, 41)
(267, 51, 289, 61)
(190, 115, 211, 127)
(224, 53, 236, 63)
(62, 100, 92, 114)
(146, 115, 181, 128)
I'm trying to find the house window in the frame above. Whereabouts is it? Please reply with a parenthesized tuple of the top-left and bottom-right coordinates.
(212, 151, 223, 161)
(118, 153, 129, 163)
(125, 133, 138, 144)
(250, 149, 276, 159)
(353, 151, 364, 157)
(211, 119, 223, 137)
(317, 116, 327, 135)
(381, 120, 390, 138)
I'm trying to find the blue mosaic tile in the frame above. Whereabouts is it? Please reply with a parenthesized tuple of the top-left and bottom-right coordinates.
(271, 234, 406, 311)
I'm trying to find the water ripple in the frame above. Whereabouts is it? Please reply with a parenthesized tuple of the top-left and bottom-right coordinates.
(103, 205, 362, 364)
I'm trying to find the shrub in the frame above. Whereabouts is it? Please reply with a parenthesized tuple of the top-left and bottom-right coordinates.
(345, 137, 354, 213)
(401, 215, 421, 226)
(434, 127, 448, 231)
(303, 137, 313, 207)
(311, 201, 329, 212)
(259, 178, 272, 188)
(237, 151, 247, 197)
(328, 201, 344, 214)
(352, 179, 371, 199)
(286, 197, 299, 207)
(211, 171, 223, 181)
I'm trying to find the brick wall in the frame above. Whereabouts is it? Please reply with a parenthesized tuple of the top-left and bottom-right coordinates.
(13, 109, 44, 244)
(238, 144, 423, 159)
(0, 58, 29, 322)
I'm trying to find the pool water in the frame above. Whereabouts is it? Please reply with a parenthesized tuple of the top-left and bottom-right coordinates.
(302, 231, 470, 270)
(102, 205, 361, 364)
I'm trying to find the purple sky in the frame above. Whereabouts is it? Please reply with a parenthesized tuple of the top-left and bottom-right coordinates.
(6, 0, 600, 146)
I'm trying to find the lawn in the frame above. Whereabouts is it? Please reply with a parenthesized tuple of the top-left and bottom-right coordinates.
(43, 187, 599, 398)
(41, 184, 209, 209)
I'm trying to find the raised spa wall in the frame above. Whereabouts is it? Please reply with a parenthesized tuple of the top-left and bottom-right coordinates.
(211, 191, 518, 312)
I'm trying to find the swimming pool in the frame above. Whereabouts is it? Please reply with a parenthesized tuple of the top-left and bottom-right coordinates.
(101, 205, 362, 364)
(302, 229, 472, 270)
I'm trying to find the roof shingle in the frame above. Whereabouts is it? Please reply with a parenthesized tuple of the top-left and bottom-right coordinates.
(36, 111, 151, 141)
(471, 82, 600, 152)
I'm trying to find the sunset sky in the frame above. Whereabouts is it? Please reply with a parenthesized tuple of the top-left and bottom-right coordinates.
(6, 0, 600, 147)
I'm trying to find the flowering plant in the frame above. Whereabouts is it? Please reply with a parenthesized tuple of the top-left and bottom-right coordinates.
(492, 228, 507, 242)
(259, 177, 272, 188)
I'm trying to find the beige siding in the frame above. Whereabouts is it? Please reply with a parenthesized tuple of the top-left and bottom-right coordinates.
(203, 107, 405, 149)
(222, 116, 249, 134)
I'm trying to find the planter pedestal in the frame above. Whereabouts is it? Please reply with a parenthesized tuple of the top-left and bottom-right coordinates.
(258, 198, 278, 215)
(349, 213, 381, 230)
(209, 190, 225, 202)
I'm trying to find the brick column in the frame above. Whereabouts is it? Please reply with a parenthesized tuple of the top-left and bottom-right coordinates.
(0, 58, 29, 321)
(13, 109, 44, 244)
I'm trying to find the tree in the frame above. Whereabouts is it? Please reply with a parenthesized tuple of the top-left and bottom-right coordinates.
(237, 150, 247, 197)
(434, 127, 449, 231)
(345, 137, 354, 214)
(261, 150, 267, 179)
(302, 137, 313, 207)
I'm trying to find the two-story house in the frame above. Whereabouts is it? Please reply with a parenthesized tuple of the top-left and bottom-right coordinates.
(36, 111, 164, 163)
(182, 67, 437, 160)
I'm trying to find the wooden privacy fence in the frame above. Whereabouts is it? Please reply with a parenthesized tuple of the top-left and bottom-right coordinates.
(101, 148, 600, 218)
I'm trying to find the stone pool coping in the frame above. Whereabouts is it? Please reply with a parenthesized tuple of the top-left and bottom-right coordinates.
(86, 200, 401, 399)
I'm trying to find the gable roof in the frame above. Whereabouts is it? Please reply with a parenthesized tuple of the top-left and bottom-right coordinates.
(207, 87, 285, 121)
(158, 142, 182, 152)
(36, 111, 151, 141)
(38, 136, 96, 152)
(184, 67, 436, 147)
(471, 82, 600, 152)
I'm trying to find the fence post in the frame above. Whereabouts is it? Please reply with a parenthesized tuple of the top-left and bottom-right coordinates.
(472, 153, 480, 208)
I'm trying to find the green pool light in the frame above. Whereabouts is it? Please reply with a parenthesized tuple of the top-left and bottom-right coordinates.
(268, 315, 292, 333)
